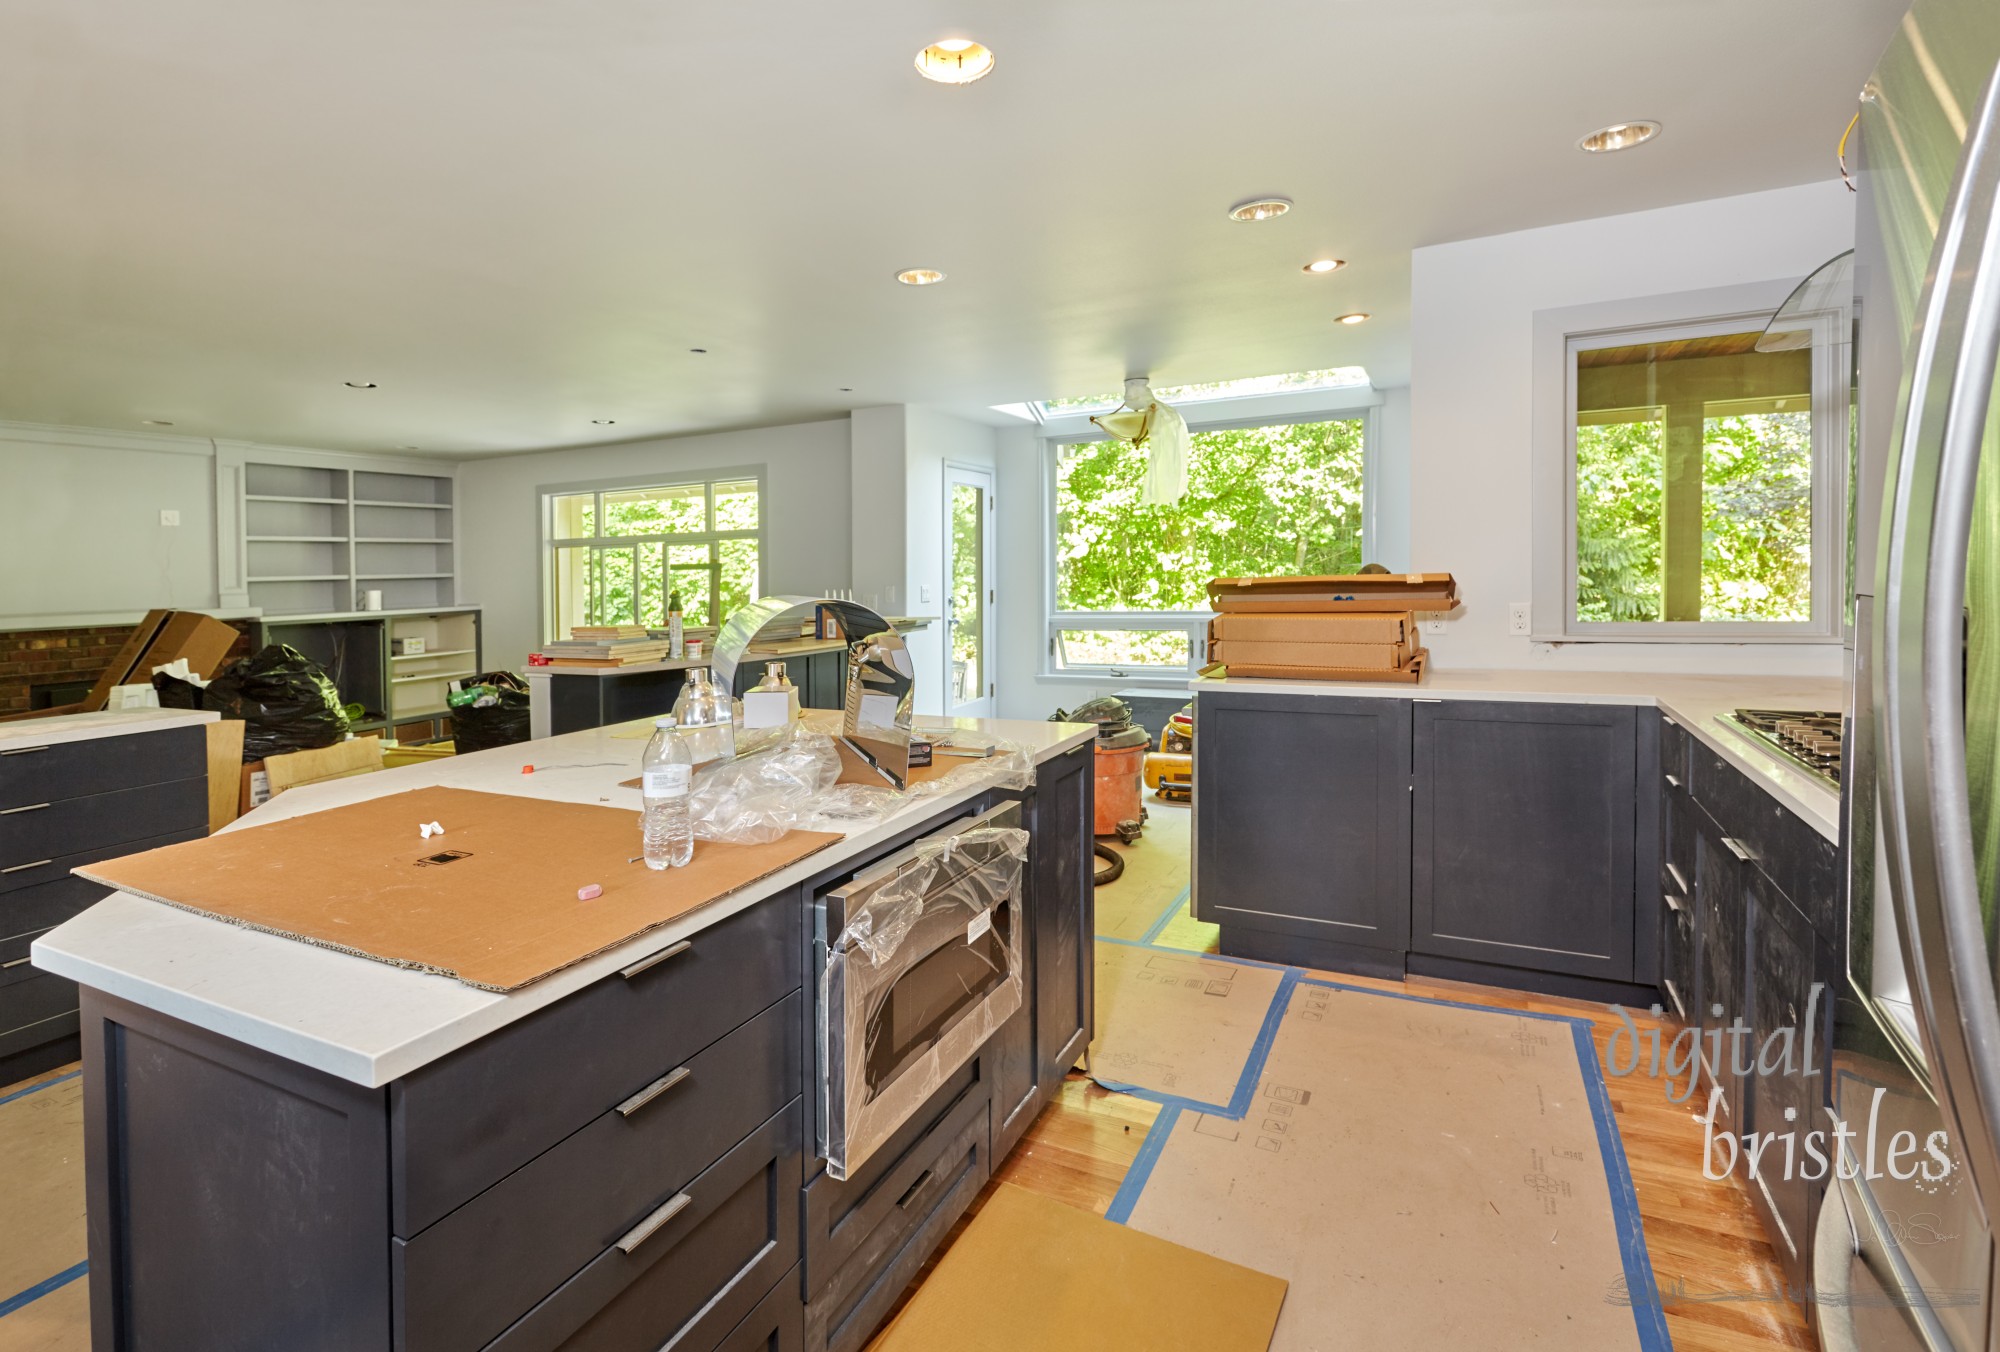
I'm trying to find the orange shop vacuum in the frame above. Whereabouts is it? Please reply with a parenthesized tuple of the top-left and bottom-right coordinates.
(1050, 697, 1151, 846)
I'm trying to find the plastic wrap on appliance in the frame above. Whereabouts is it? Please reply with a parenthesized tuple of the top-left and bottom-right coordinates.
(820, 825, 1029, 1179)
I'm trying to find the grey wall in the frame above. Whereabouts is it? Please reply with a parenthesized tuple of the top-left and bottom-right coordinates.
(0, 426, 219, 623)
(456, 418, 854, 670)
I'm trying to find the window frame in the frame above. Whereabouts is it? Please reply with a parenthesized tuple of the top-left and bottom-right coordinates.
(1529, 281, 1848, 644)
(537, 467, 767, 644)
(1039, 392, 1381, 681)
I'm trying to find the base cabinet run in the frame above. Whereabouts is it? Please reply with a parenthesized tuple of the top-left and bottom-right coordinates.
(1196, 691, 1658, 1001)
(76, 746, 1094, 1352)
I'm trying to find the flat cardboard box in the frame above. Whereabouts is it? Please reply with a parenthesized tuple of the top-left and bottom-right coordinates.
(1207, 571, 1458, 614)
(871, 1183, 1285, 1352)
(263, 737, 383, 798)
(1208, 611, 1410, 645)
(1207, 614, 1417, 674)
(1200, 650, 1429, 684)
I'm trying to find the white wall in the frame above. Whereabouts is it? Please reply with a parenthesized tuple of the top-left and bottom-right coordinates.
(0, 425, 220, 623)
(1410, 180, 1856, 673)
(457, 419, 854, 670)
(1370, 386, 1412, 571)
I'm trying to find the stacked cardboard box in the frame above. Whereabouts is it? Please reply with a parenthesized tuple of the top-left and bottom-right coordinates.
(1202, 572, 1459, 682)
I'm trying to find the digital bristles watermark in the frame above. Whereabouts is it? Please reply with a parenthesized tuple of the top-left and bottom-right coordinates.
(1602, 984, 1954, 1185)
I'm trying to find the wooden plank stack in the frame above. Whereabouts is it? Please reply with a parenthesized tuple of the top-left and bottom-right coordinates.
(1201, 573, 1460, 683)
(537, 626, 672, 668)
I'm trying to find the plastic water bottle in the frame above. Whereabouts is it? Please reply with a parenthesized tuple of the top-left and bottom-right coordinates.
(641, 717, 695, 869)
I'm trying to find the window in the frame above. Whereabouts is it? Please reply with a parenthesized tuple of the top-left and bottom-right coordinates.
(1030, 367, 1370, 420)
(543, 476, 761, 640)
(1047, 417, 1368, 675)
(1551, 309, 1840, 640)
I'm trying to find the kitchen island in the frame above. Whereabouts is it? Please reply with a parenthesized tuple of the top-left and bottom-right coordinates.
(33, 712, 1095, 1352)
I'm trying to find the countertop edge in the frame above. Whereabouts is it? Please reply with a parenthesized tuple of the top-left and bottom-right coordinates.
(0, 708, 218, 748)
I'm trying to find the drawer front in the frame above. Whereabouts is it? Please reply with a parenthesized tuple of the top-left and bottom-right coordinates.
(1662, 790, 1695, 899)
(1661, 887, 1695, 1022)
(802, 1059, 986, 1297)
(0, 779, 206, 872)
(0, 969, 80, 1054)
(805, 1084, 990, 1352)
(0, 823, 207, 900)
(0, 726, 206, 811)
(483, 1102, 802, 1352)
(1688, 742, 1839, 936)
(1659, 715, 1691, 788)
(393, 896, 799, 1236)
(0, 829, 207, 975)
(715, 1268, 803, 1352)
(398, 993, 802, 1352)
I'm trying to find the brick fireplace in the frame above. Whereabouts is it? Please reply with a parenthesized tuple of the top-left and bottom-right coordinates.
(0, 621, 255, 716)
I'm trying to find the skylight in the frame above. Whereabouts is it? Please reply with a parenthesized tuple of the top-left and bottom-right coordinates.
(1026, 367, 1370, 419)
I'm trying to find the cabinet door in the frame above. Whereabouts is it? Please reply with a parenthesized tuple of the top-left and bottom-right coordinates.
(1194, 693, 1411, 954)
(1694, 821, 1750, 1125)
(1029, 745, 1092, 1088)
(1412, 701, 1637, 981)
(1748, 882, 1815, 1279)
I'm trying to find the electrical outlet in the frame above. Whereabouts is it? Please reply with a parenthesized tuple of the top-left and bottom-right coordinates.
(1508, 602, 1532, 636)
(1423, 619, 1446, 635)
(159, 509, 180, 527)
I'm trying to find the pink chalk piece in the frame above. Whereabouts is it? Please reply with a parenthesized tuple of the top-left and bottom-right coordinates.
(576, 883, 603, 901)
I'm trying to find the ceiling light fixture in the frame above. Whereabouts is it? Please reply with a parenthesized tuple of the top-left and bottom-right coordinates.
(690, 348, 707, 354)
(1303, 258, 1345, 274)
(896, 268, 945, 286)
(1228, 196, 1292, 222)
(592, 419, 617, 425)
(344, 380, 378, 389)
(1335, 312, 1371, 325)
(1577, 121, 1660, 153)
(915, 39, 994, 85)
(142, 419, 174, 426)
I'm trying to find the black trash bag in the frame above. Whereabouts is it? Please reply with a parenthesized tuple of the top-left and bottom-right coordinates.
(203, 644, 351, 762)
(449, 671, 531, 753)
(150, 672, 204, 710)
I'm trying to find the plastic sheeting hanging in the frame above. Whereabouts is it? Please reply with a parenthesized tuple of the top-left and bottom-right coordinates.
(820, 819, 1029, 1178)
(1090, 376, 1189, 506)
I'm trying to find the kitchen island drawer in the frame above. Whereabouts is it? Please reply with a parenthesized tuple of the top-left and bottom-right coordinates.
(392, 895, 799, 1236)
(0, 969, 80, 1055)
(715, 1268, 802, 1352)
(804, 1079, 989, 1352)
(1688, 742, 1839, 934)
(481, 1102, 801, 1352)
(0, 824, 207, 901)
(396, 992, 802, 1352)
(1, 830, 207, 972)
(0, 778, 207, 869)
(0, 725, 205, 812)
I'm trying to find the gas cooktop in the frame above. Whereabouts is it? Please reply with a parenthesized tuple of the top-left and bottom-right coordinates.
(1724, 708, 1844, 790)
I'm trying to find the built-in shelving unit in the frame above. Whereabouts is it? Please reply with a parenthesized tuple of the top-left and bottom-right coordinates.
(255, 608, 481, 740)
(240, 463, 456, 616)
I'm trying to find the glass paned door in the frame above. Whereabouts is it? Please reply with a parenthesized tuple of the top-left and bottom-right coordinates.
(946, 466, 995, 718)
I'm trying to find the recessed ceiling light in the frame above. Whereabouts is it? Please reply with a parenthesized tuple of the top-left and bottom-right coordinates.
(839, 387, 854, 393)
(915, 39, 994, 85)
(344, 380, 378, 389)
(397, 445, 420, 450)
(1228, 196, 1292, 222)
(141, 419, 174, 426)
(1335, 312, 1371, 325)
(896, 268, 946, 286)
(1303, 258, 1345, 274)
(591, 419, 617, 425)
(1577, 121, 1660, 153)
(690, 348, 707, 354)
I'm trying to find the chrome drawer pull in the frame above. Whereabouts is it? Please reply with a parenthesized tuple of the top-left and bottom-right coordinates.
(896, 1169, 935, 1210)
(0, 859, 52, 875)
(615, 1192, 692, 1254)
(1664, 861, 1688, 893)
(1720, 836, 1754, 864)
(1664, 773, 1682, 788)
(1, 957, 30, 969)
(620, 939, 691, 981)
(616, 1066, 691, 1118)
(1663, 892, 1685, 914)
(0, 803, 49, 816)
(0, 746, 48, 756)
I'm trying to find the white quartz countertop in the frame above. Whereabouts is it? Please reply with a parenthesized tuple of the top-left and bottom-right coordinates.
(0, 707, 217, 748)
(1193, 668, 1845, 841)
(34, 714, 1095, 1087)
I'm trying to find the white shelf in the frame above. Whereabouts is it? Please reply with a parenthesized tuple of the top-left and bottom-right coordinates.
(357, 537, 453, 544)
(355, 499, 451, 509)
(391, 669, 475, 684)
(248, 574, 348, 583)
(390, 705, 452, 720)
(357, 573, 452, 581)
(248, 535, 347, 543)
(247, 495, 347, 505)
(391, 648, 475, 662)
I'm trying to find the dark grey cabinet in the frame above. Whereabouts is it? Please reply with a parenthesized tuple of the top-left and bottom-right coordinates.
(1411, 700, 1638, 985)
(1195, 692, 1411, 976)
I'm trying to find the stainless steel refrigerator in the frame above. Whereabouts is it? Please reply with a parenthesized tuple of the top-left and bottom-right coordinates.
(1828, 0, 2000, 1346)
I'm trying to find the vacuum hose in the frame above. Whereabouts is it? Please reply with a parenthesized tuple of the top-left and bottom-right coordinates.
(1093, 842, 1125, 886)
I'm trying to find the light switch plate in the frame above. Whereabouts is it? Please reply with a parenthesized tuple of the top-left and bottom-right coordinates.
(159, 509, 180, 527)
(919, 584, 933, 604)
(1508, 602, 1532, 635)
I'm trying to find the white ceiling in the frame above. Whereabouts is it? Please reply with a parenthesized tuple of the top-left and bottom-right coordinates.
(1, 0, 1904, 456)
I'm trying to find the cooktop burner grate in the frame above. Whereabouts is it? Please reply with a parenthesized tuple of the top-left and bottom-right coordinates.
(1724, 708, 1843, 789)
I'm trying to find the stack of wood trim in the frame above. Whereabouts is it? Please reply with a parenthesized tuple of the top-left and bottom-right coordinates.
(1202, 573, 1458, 683)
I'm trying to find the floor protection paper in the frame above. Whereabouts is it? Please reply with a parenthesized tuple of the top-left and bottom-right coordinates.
(1088, 940, 1290, 1110)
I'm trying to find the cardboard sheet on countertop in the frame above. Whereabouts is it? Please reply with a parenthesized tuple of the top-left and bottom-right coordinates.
(74, 785, 841, 992)
(870, 1183, 1284, 1352)
(1122, 981, 1657, 1352)
(1089, 941, 1287, 1106)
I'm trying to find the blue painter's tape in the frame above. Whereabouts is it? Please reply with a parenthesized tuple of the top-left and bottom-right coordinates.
(1568, 1019, 1673, 1351)
(1105, 1104, 1181, 1226)
(1094, 935, 1296, 974)
(1138, 884, 1193, 947)
(0, 1069, 80, 1111)
(0, 1261, 87, 1320)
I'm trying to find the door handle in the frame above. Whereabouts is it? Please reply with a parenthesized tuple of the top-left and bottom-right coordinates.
(1664, 773, 1682, 789)
(1719, 837, 1754, 864)
(620, 939, 691, 981)
(616, 1066, 691, 1117)
(0, 803, 49, 816)
(0, 860, 53, 875)
(1, 957, 31, 969)
(0, 746, 48, 757)
(1875, 59, 2000, 1232)
(614, 1192, 693, 1254)
(896, 1168, 935, 1209)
